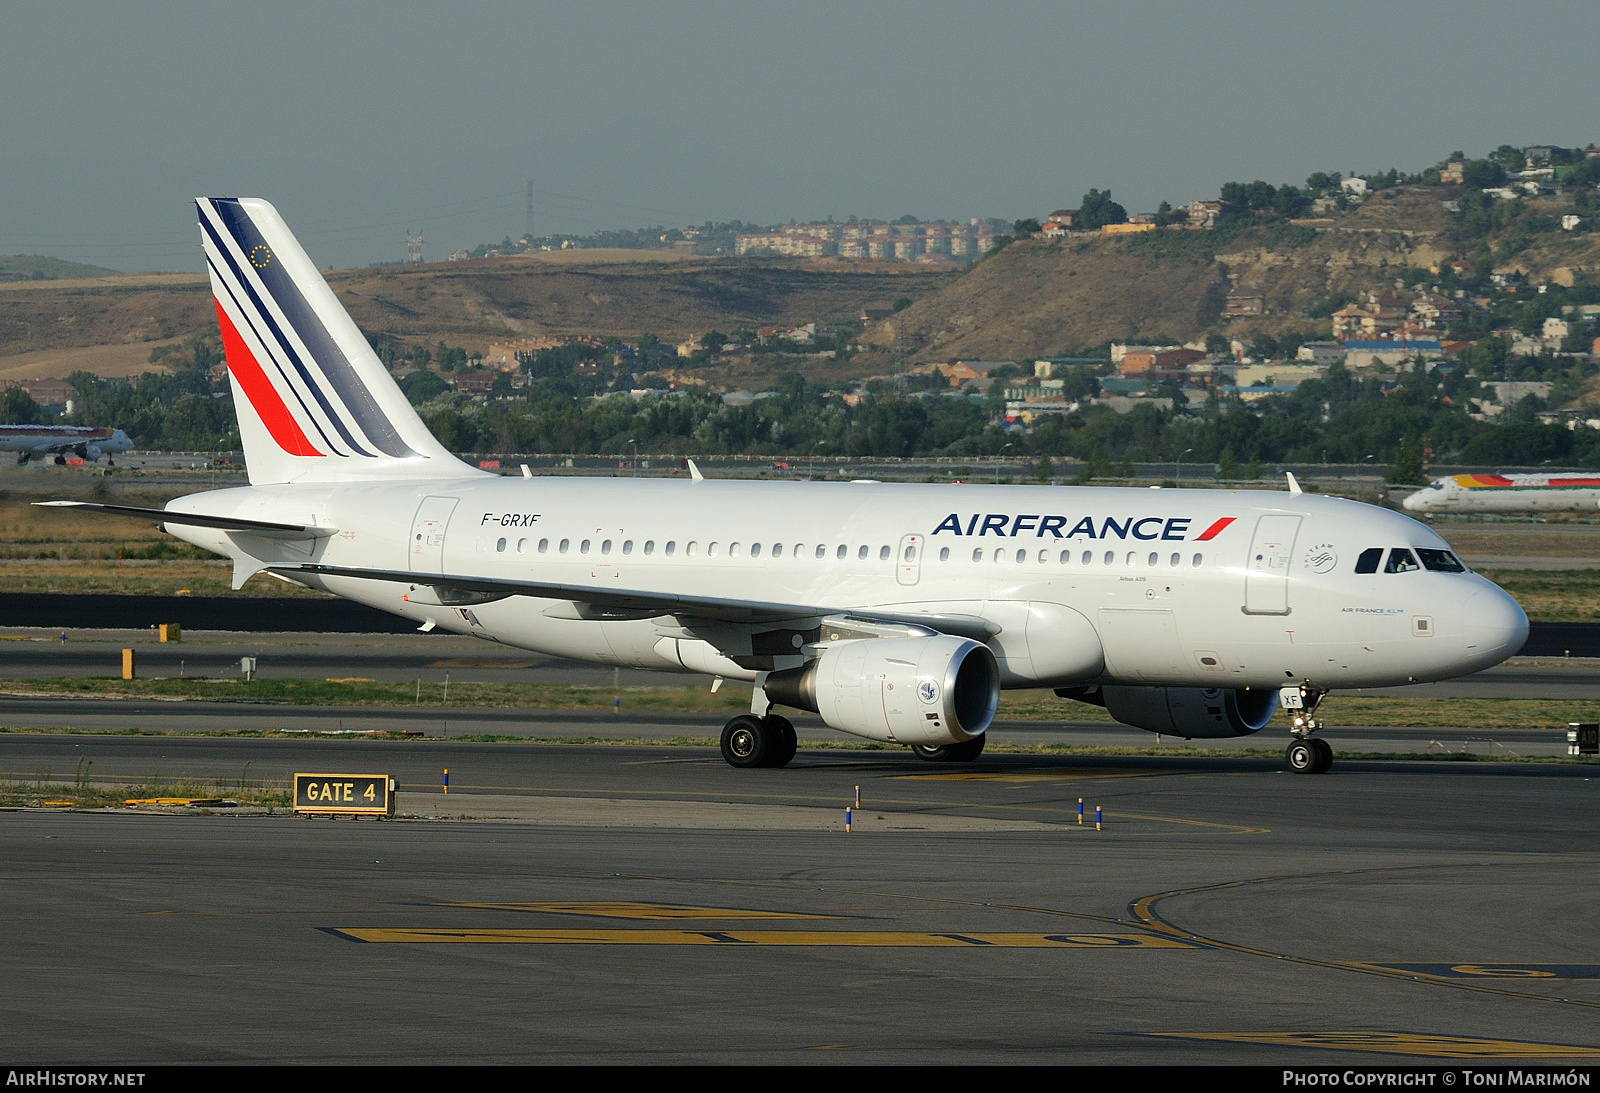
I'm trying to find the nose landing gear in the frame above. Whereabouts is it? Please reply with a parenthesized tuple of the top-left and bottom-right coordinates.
(1282, 684, 1334, 774)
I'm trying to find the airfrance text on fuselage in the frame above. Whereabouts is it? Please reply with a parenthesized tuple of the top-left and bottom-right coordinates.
(931, 514, 1235, 541)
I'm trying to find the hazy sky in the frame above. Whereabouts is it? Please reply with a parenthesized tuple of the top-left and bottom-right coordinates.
(4, 1, 1597, 271)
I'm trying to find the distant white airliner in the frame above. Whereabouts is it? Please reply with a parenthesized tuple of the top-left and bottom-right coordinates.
(1404, 472, 1600, 514)
(43, 198, 1530, 774)
(1, 425, 131, 465)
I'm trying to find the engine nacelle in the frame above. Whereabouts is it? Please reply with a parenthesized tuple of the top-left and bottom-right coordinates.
(765, 635, 1000, 746)
(1061, 685, 1278, 739)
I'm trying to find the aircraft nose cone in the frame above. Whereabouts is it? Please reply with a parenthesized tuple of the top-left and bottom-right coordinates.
(1462, 586, 1529, 663)
(1401, 491, 1424, 511)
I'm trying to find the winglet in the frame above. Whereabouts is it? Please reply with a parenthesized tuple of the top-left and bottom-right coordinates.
(1286, 472, 1302, 496)
(687, 458, 704, 482)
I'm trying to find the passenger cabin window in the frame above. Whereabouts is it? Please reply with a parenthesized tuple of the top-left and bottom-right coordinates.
(1417, 548, 1465, 573)
(1355, 548, 1382, 574)
(1385, 548, 1420, 574)
(496, 537, 507, 552)
(939, 547, 950, 561)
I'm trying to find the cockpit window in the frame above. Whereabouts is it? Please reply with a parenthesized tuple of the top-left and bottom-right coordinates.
(1416, 548, 1465, 573)
(1355, 547, 1383, 574)
(1384, 548, 1420, 574)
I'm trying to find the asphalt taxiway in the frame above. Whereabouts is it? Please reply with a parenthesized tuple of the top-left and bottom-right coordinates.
(1, 739, 1596, 1064)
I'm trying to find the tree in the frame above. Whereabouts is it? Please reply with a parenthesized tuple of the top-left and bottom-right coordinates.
(1460, 159, 1506, 189)
(0, 387, 43, 425)
(1489, 145, 1526, 173)
(1305, 171, 1341, 195)
(1077, 189, 1127, 230)
(399, 370, 450, 406)
(1012, 218, 1041, 237)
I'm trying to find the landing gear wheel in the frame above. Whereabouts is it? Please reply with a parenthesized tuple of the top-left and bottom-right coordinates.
(910, 736, 987, 763)
(1286, 739, 1318, 774)
(1310, 737, 1334, 774)
(720, 715, 769, 768)
(764, 715, 797, 768)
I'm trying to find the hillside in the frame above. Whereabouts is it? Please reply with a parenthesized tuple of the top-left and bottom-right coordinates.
(867, 184, 1600, 360)
(0, 255, 121, 282)
(329, 252, 953, 348)
(0, 253, 954, 379)
(8, 176, 1600, 386)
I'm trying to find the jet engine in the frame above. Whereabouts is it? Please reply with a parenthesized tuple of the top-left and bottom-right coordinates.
(765, 635, 999, 746)
(1058, 685, 1278, 739)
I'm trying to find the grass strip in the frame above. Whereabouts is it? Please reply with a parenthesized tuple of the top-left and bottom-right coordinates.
(0, 675, 1595, 730)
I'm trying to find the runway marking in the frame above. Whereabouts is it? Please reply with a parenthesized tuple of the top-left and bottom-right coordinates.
(1150, 1031, 1600, 1059)
(1357, 962, 1600, 980)
(444, 901, 840, 921)
(326, 929, 1196, 948)
(1131, 868, 1600, 1011)
(427, 659, 544, 669)
(904, 770, 1152, 782)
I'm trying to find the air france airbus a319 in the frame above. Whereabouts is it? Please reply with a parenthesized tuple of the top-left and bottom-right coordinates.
(44, 198, 1530, 774)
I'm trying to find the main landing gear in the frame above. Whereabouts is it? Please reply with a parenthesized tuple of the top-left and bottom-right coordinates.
(1282, 684, 1334, 774)
(910, 737, 987, 763)
(720, 714, 798, 769)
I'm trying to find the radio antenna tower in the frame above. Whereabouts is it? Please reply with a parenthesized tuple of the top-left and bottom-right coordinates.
(405, 230, 424, 264)
(526, 181, 535, 240)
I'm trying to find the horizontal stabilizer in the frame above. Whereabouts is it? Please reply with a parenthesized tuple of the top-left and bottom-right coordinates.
(35, 501, 335, 539)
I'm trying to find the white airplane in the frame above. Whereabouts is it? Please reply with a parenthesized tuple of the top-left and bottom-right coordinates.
(42, 198, 1530, 774)
(0, 424, 132, 465)
(1404, 472, 1600, 514)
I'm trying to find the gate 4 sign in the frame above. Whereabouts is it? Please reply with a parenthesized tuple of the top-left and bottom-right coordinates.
(294, 773, 396, 816)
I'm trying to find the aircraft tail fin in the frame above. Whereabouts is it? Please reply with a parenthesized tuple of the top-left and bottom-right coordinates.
(197, 197, 483, 486)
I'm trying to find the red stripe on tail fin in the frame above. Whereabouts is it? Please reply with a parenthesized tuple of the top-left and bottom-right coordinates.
(214, 299, 323, 457)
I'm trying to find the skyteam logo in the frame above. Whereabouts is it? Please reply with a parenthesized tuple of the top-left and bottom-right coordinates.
(930, 513, 1236, 541)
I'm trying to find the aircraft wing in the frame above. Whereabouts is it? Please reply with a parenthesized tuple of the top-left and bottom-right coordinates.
(271, 562, 999, 639)
(35, 501, 336, 540)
